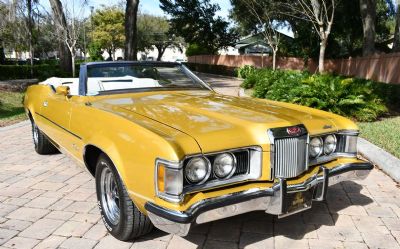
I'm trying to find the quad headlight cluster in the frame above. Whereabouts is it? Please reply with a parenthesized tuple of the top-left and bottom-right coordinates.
(185, 153, 236, 184)
(155, 152, 238, 203)
(156, 147, 262, 203)
(309, 134, 337, 158)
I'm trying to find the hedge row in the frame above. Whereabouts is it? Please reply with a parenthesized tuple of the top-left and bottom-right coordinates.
(184, 63, 237, 77)
(0, 65, 74, 81)
(240, 67, 400, 122)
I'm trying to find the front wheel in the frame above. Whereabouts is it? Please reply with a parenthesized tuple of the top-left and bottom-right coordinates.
(95, 154, 153, 241)
(31, 120, 58, 155)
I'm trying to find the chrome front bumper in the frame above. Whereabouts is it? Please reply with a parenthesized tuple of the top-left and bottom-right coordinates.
(145, 162, 373, 236)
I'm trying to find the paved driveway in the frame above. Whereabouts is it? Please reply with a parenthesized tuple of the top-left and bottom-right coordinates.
(1, 74, 400, 249)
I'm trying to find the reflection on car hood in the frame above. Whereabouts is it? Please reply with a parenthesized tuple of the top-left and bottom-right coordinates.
(91, 91, 356, 152)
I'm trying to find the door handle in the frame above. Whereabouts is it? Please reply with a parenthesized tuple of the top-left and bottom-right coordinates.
(43, 101, 48, 107)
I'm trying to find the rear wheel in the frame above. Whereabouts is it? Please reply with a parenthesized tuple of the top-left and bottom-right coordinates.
(31, 120, 58, 155)
(95, 154, 153, 241)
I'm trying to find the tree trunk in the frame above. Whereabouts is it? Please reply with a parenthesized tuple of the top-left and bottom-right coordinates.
(156, 46, 166, 61)
(59, 42, 72, 74)
(124, 0, 139, 60)
(71, 54, 76, 77)
(50, 0, 72, 74)
(107, 48, 113, 60)
(319, 39, 327, 73)
(272, 49, 277, 70)
(27, 0, 34, 76)
(360, 0, 376, 56)
(0, 39, 5, 64)
(393, 4, 400, 52)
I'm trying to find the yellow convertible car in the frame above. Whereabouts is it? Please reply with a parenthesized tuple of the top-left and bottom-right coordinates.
(24, 61, 373, 241)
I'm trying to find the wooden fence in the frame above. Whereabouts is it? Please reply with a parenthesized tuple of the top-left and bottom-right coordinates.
(188, 54, 400, 84)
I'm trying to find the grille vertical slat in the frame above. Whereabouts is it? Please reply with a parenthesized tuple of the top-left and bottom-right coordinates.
(274, 135, 307, 178)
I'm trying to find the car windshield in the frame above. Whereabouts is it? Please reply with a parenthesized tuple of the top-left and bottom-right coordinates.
(86, 64, 208, 95)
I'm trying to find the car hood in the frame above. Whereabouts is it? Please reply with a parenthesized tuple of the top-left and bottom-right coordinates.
(91, 91, 355, 152)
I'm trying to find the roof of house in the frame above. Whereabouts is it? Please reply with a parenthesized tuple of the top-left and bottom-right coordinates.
(235, 32, 294, 49)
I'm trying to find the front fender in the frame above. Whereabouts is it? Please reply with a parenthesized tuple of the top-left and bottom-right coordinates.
(75, 106, 200, 213)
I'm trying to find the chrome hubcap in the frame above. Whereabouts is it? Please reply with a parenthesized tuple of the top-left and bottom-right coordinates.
(100, 167, 120, 225)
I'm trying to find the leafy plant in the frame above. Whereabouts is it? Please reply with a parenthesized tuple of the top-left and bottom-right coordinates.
(242, 68, 389, 122)
(235, 65, 256, 79)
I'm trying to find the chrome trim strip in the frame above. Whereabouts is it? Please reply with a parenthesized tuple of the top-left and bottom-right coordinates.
(308, 152, 357, 166)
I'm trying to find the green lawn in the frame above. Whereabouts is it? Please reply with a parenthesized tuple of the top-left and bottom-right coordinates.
(0, 91, 27, 127)
(358, 117, 400, 158)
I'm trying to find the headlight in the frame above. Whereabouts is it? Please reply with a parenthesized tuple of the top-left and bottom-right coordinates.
(185, 157, 210, 184)
(213, 153, 236, 178)
(309, 137, 323, 157)
(324, 135, 337, 155)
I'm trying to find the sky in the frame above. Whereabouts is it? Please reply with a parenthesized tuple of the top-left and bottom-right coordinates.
(38, 0, 232, 19)
(38, 0, 293, 37)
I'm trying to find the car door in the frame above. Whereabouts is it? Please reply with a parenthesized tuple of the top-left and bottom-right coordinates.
(39, 91, 76, 153)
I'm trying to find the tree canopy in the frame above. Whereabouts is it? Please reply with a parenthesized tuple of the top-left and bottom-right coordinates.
(230, 0, 396, 59)
(137, 14, 183, 61)
(91, 7, 125, 60)
(160, 0, 238, 55)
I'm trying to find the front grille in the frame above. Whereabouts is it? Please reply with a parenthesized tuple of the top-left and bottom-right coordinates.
(274, 135, 308, 178)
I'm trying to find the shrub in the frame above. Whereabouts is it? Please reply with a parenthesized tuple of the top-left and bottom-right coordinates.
(184, 63, 236, 77)
(88, 42, 104, 61)
(235, 65, 256, 79)
(186, 43, 214, 57)
(243, 68, 389, 122)
(0, 65, 70, 81)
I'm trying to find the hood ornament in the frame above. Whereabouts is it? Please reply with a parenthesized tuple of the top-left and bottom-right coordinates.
(286, 126, 302, 136)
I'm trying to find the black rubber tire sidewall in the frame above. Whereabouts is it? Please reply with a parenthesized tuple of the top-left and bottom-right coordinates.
(31, 120, 58, 155)
(95, 154, 133, 241)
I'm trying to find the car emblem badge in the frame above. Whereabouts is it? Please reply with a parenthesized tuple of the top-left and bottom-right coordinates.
(286, 126, 302, 136)
(323, 125, 333, 129)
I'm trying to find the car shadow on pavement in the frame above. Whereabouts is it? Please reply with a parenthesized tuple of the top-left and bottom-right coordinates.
(139, 181, 373, 248)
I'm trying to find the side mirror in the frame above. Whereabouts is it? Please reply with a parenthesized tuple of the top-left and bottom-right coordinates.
(56, 86, 70, 96)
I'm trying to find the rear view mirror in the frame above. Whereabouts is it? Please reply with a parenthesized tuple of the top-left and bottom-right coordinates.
(56, 86, 70, 96)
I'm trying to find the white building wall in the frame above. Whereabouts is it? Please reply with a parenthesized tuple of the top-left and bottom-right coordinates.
(219, 46, 240, 55)
(102, 45, 187, 62)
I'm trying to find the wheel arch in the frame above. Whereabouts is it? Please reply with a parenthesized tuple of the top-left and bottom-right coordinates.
(83, 144, 103, 177)
(83, 144, 126, 181)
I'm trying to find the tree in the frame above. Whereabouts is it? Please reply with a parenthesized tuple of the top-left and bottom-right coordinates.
(393, 1, 400, 52)
(137, 14, 183, 61)
(26, 0, 36, 70)
(360, 0, 377, 55)
(92, 7, 125, 60)
(233, 0, 281, 70)
(160, 0, 238, 54)
(125, 0, 139, 60)
(0, 1, 8, 64)
(284, 0, 336, 73)
(49, 0, 87, 77)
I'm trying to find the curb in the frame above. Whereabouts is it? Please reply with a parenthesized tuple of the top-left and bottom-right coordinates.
(0, 120, 30, 132)
(238, 88, 249, 97)
(195, 72, 242, 81)
(358, 137, 400, 182)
